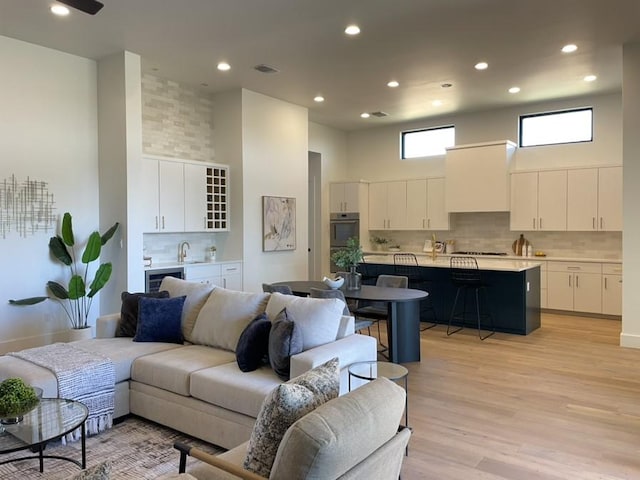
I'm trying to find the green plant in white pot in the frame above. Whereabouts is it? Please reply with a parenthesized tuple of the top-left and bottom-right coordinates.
(9, 212, 119, 331)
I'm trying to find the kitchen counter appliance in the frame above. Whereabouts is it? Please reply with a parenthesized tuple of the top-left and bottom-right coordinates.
(145, 266, 184, 292)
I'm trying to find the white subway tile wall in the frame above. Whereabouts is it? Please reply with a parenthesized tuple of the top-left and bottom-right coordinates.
(144, 232, 223, 265)
(142, 73, 214, 162)
(370, 212, 621, 259)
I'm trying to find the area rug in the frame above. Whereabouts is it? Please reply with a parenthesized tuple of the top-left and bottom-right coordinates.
(0, 416, 224, 479)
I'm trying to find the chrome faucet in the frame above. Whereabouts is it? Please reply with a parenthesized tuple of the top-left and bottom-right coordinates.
(178, 241, 190, 263)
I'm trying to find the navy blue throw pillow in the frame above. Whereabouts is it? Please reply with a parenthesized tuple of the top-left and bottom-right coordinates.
(236, 313, 272, 372)
(268, 309, 303, 381)
(133, 295, 186, 344)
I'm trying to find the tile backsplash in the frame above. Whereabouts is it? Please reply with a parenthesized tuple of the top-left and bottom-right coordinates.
(144, 232, 225, 265)
(370, 212, 621, 259)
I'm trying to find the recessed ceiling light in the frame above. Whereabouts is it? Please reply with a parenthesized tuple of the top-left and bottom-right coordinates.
(584, 74, 597, 82)
(432, 100, 443, 107)
(387, 81, 399, 88)
(217, 62, 231, 71)
(360, 112, 370, 118)
(508, 87, 521, 94)
(314, 95, 325, 103)
(51, 4, 70, 16)
(562, 44, 578, 53)
(345, 25, 361, 36)
(474, 62, 489, 70)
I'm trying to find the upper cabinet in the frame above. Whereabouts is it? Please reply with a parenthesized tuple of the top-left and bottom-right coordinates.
(143, 156, 229, 233)
(567, 167, 621, 231)
(330, 182, 367, 213)
(369, 181, 407, 230)
(445, 140, 516, 213)
(510, 170, 567, 231)
(406, 178, 449, 230)
(511, 166, 622, 232)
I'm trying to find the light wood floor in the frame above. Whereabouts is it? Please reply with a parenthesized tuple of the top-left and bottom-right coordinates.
(385, 313, 640, 480)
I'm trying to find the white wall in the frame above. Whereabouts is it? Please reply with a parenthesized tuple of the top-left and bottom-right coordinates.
(347, 93, 622, 182)
(241, 90, 309, 291)
(621, 43, 640, 348)
(0, 36, 100, 352)
(308, 122, 349, 277)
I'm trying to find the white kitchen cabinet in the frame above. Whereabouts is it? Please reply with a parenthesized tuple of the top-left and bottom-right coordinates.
(330, 182, 365, 213)
(184, 262, 243, 290)
(510, 170, 567, 231)
(184, 163, 208, 232)
(547, 262, 602, 314)
(406, 178, 449, 230)
(143, 157, 229, 233)
(143, 158, 185, 233)
(368, 181, 406, 230)
(567, 167, 622, 231)
(539, 261, 548, 309)
(602, 263, 622, 316)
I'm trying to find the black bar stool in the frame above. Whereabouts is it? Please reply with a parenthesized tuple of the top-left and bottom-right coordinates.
(393, 253, 437, 330)
(447, 257, 495, 340)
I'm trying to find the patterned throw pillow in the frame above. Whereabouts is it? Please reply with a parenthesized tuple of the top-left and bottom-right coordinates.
(64, 460, 111, 480)
(243, 357, 340, 477)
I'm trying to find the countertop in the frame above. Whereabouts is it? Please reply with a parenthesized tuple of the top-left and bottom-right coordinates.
(144, 259, 241, 271)
(363, 254, 542, 272)
(363, 251, 622, 264)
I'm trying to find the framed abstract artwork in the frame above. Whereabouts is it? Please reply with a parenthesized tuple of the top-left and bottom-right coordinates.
(262, 196, 296, 251)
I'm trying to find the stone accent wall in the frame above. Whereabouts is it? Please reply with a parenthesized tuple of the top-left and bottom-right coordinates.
(141, 73, 214, 161)
(370, 212, 622, 259)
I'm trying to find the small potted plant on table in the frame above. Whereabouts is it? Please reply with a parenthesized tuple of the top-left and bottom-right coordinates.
(331, 237, 364, 290)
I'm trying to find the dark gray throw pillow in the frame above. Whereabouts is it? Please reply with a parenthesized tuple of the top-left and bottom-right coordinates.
(268, 308, 303, 380)
(117, 290, 170, 337)
(236, 313, 272, 372)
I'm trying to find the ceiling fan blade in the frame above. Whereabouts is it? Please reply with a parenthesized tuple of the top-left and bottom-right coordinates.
(58, 0, 104, 15)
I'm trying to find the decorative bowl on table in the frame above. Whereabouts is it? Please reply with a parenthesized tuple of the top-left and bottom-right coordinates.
(0, 379, 42, 424)
(322, 276, 344, 289)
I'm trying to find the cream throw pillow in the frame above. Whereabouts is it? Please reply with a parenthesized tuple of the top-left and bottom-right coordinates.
(191, 287, 269, 351)
(265, 293, 345, 351)
(159, 276, 214, 343)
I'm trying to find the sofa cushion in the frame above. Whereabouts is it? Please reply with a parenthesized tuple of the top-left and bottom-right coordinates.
(189, 363, 282, 418)
(72, 337, 184, 383)
(270, 377, 406, 479)
(159, 276, 215, 343)
(265, 292, 344, 351)
(243, 357, 340, 477)
(236, 313, 271, 372)
(268, 309, 303, 380)
(117, 290, 169, 337)
(131, 345, 236, 397)
(191, 288, 269, 352)
(133, 296, 186, 344)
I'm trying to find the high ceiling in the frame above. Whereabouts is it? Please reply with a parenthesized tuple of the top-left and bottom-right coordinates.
(1, 0, 640, 131)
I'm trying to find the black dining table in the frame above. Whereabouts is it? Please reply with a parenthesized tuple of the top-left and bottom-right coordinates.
(273, 281, 428, 363)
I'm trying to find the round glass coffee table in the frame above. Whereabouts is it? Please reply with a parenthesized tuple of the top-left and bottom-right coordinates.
(348, 361, 409, 429)
(0, 398, 88, 473)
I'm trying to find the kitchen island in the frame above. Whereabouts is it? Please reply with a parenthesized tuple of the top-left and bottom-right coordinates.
(360, 255, 541, 335)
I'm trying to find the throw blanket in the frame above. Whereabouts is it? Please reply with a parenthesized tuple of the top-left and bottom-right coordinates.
(9, 343, 115, 442)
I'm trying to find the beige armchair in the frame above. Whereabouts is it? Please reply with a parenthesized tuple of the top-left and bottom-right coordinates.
(171, 377, 410, 480)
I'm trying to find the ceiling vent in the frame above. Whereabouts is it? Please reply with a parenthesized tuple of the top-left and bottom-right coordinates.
(371, 111, 389, 118)
(254, 64, 280, 74)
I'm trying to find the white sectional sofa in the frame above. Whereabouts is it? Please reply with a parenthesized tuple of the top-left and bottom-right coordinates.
(0, 278, 376, 450)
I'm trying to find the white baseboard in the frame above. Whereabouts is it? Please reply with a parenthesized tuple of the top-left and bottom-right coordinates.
(620, 332, 640, 349)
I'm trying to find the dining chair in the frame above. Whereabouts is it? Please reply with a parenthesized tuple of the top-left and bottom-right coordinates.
(393, 253, 437, 331)
(308, 287, 374, 335)
(261, 283, 294, 295)
(447, 256, 495, 340)
(352, 275, 409, 358)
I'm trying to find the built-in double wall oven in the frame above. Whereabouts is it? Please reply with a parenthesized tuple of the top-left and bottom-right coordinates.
(329, 212, 359, 273)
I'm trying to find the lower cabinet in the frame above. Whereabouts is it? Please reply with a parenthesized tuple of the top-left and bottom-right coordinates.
(602, 263, 623, 316)
(183, 262, 243, 290)
(547, 262, 602, 314)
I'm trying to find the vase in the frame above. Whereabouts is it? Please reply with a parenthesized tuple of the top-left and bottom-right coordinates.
(67, 327, 93, 342)
(345, 266, 362, 291)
